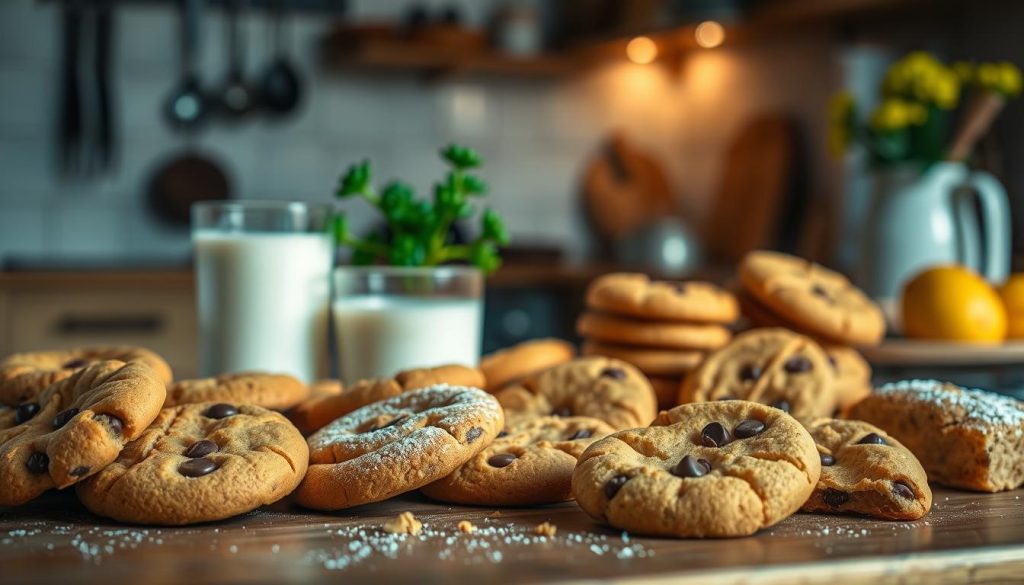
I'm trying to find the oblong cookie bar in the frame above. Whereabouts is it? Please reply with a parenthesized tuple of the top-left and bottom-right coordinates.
(165, 373, 309, 411)
(422, 415, 615, 505)
(848, 379, 1024, 492)
(496, 357, 657, 430)
(585, 273, 738, 324)
(574, 401, 820, 537)
(802, 418, 931, 520)
(296, 385, 504, 510)
(582, 341, 704, 377)
(679, 328, 837, 418)
(0, 360, 166, 506)
(77, 402, 308, 525)
(480, 339, 575, 392)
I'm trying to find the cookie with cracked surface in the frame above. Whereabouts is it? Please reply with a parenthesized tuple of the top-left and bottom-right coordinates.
(0, 346, 172, 405)
(739, 251, 885, 346)
(585, 273, 738, 324)
(576, 312, 732, 350)
(848, 379, 1024, 492)
(573, 401, 820, 537)
(801, 418, 931, 520)
(421, 415, 615, 505)
(480, 338, 575, 392)
(678, 328, 837, 419)
(496, 357, 657, 431)
(165, 373, 309, 411)
(582, 341, 704, 376)
(296, 385, 504, 510)
(0, 360, 166, 506)
(77, 402, 308, 525)
(825, 346, 871, 416)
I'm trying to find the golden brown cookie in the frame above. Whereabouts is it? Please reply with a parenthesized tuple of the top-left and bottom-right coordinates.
(309, 379, 344, 399)
(496, 357, 657, 431)
(479, 339, 576, 392)
(421, 415, 615, 505)
(296, 385, 504, 510)
(573, 401, 820, 537)
(0, 361, 166, 506)
(582, 341, 704, 376)
(576, 312, 731, 350)
(77, 402, 308, 525)
(585, 273, 739, 324)
(848, 379, 1024, 492)
(679, 328, 837, 418)
(739, 251, 885, 346)
(165, 373, 309, 411)
(801, 418, 931, 520)
(825, 346, 872, 416)
(648, 376, 683, 410)
(0, 347, 172, 405)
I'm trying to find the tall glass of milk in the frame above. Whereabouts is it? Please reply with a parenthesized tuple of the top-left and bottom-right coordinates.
(333, 266, 483, 382)
(192, 201, 333, 382)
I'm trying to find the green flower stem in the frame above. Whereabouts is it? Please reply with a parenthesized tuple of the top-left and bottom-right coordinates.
(340, 234, 389, 257)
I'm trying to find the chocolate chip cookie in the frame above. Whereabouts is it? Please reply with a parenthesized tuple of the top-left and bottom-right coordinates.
(573, 401, 820, 537)
(296, 385, 504, 510)
(739, 251, 886, 346)
(480, 338, 575, 392)
(576, 312, 732, 350)
(848, 379, 1024, 492)
(679, 328, 837, 418)
(165, 373, 309, 411)
(77, 402, 308, 525)
(421, 415, 615, 505)
(585, 273, 739, 324)
(801, 418, 931, 520)
(581, 341, 705, 377)
(496, 357, 658, 431)
(0, 361, 166, 506)
(0, 346, 173, 405)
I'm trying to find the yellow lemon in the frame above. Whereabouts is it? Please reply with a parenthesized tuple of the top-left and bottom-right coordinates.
(998, 274, 1024, 339)
(901, 265, 1006, 343)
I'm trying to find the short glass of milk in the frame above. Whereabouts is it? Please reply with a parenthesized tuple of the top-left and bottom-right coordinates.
(192, 201, 334, 382)
(333, 266, 483, 382)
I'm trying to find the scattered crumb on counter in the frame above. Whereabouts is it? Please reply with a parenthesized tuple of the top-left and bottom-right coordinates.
(383, 512, 422, 535)
(534, 522, 557, 537)
(457, 520, 477, 534)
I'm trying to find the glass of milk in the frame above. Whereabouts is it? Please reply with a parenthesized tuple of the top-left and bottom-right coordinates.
(192, 201, 334, 382)
(333, 266, 483, 382)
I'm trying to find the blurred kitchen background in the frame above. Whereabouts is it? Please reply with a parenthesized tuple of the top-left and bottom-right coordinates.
(1, 0, 1022, 382)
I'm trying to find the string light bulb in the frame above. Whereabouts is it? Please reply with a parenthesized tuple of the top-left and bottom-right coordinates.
(694, 21, 725, 49)
(626, 36, 658, 65)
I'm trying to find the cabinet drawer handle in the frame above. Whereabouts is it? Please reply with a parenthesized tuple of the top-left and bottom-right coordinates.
(56, 315, 164, 335)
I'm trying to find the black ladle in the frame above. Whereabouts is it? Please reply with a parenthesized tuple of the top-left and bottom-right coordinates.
(256, 0, 302, 116)
(215, 0, 254, 120)
(164, 0, 208, 131)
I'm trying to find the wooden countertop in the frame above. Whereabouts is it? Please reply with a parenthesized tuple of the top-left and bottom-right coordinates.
(3, 487, 1023, 584)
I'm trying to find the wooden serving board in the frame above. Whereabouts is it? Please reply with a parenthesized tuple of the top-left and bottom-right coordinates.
(2, 487, 1023, 584)
(862, 339, 1024, 367)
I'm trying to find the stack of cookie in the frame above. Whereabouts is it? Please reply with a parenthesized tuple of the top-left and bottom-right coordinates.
(736, 251, 885, 414)
(576, 273, 739, 408)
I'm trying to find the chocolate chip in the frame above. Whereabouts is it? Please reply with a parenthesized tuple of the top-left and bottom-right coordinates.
(62, 358, 89, 369)
(204, 403, 238, 419)
(466, 427, 483, 443)
(857, 433, 887, 445)
(672, 282, 688, 294)
(783, 356, 812, 373)
(604, 474, 629, 499)
(893, 481, 915, 499)
(95, 413, 123, 436)
(552, 406, 572, 417)
(739, 364, 762, 382)
(568, 429, 593, 440)
(25, 452, 49, 474)
(671, 455, 711, 478)
(52, 408, 79, 429)
(70, 466, 90, 477)
(496, 430, 508, 438)
(823, 488, 849, 507)
(734, 419, 766, 439)
(14, 403, 39, 424)
(600, 367, 626, 380)
(812, 285, 832, 302)
(700, 422, 730, 448)
(770, 399, 791, 413)
(179, 457, 218, 477)
(827, 355, 838, 370)
(820, 453, 836, 466)
(487, 453, 517, 468)
(184, 440, 219, 459)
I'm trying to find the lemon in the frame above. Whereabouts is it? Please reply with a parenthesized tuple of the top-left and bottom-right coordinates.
(901, 265, 1006, 343)
(999, 274, 1024, 339)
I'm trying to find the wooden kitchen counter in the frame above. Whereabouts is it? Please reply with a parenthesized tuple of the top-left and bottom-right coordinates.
(3, 487, 1023, 584)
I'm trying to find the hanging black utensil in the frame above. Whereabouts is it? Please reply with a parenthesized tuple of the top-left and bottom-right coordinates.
(164, 0, 208, 131)
(215, 0, 254, 120)
(94, 0, 115, 172)
(58, 0, 84, 177)
(147, 152, 231, 226)
(256, 0, 302, 117)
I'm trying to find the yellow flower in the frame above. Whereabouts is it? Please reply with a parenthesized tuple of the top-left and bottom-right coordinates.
(871, 99, 912, 131)
(932, 70, 960, 109)
(827, 92, 855, 156)
(978, 63, 1001, 88)
(997, 61, 1022, 97)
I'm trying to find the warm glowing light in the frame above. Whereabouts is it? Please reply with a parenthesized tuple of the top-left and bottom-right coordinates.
(694, 21, 725, 49)
(626, 36, 658, 65)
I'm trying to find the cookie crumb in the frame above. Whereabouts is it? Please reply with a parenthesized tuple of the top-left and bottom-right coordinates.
(534, 522, 557, 537)
(457, 521, 477, 534)
(383, 512, 422, 535)
(487, 510, 504, 518)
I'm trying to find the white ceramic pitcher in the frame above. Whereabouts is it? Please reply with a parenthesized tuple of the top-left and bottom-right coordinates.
(858, 161, 1010, 303)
